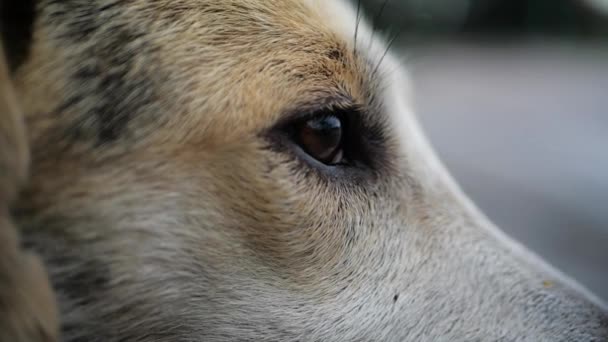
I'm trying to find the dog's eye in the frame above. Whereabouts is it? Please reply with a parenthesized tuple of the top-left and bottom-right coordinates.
(296, 115, 344, 165)
(270, 104, 384, 178)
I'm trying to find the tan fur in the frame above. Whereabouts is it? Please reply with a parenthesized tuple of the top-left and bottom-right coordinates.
(0, 45, 28, 203)
(3, 0, 607, 340)
(0, 43, 59, 342)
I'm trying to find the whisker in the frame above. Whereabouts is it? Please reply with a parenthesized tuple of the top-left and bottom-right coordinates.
(371, 0, 391, 30)
(354, 0, 362, 54)
(371, 24, 405, 78)
(367, 0, 392, 52)
(380, 53, 412, 79)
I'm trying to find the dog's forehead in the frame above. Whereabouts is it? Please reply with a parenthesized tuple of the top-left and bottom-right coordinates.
(147, 0, 380, 140)
(21, 0, 391, 154)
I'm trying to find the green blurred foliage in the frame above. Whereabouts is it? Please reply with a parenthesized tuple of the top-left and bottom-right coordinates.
(358, 0, 608, 38)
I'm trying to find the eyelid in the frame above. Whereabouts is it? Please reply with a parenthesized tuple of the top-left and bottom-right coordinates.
(271, 94, 355, 131)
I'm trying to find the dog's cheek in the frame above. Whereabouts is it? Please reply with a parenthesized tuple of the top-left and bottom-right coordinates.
(198, 145, 357, 279)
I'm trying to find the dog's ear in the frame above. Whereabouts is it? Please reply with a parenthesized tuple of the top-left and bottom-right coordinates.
(0, 2, 60, 340)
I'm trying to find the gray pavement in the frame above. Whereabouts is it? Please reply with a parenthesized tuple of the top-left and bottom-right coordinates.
(404, 41, 608, 301)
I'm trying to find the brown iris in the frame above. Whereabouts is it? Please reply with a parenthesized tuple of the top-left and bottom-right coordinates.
(297, 115, 344, 165)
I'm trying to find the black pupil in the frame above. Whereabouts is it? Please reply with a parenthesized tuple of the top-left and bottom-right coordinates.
(299, 115, 343, 164)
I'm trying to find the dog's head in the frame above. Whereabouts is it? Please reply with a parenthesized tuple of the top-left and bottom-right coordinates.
(3, 0, 607, 340)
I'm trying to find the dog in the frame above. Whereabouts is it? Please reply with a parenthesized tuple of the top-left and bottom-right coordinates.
(1, 0, 606, 341)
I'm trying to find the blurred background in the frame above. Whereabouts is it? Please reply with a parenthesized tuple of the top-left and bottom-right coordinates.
(356, 0, 608, 301)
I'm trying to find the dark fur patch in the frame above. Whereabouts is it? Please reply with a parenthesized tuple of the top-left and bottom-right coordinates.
(65, 28, 153, 145)
(0, 0, 37, 72)
(54, 256, 110, 307)
(42, 0, 161, 145)
(327, 48, 344, 62)
(18, 214, 111, 308)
